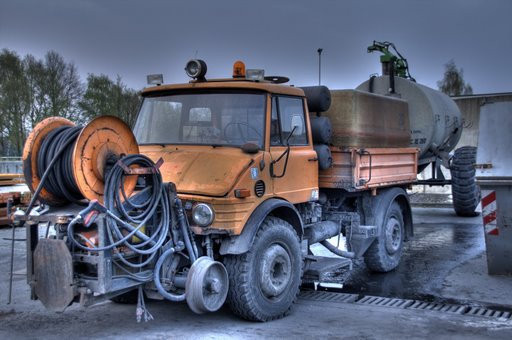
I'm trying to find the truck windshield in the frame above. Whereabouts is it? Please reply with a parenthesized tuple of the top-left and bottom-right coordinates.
(133, 92, 266, 148)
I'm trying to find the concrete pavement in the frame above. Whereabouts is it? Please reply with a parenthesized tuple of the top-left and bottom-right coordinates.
(1, 206, 511, 339)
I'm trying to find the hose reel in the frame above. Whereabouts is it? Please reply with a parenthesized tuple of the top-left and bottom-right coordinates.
(22, 115, 229, 315)
(22, 115, 139, 205)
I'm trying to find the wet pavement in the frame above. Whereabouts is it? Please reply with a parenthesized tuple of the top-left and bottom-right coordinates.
(342, 207, 485, 302)
(2, 206, 512, 339)
(339, 207, 512, 311)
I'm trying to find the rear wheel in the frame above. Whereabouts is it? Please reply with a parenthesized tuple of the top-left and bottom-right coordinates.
(224, 217, 302, 321)
(364, 202, 404, 272)
(450, 146, 480, 217)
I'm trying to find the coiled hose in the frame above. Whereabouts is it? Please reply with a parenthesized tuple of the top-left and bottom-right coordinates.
(36, 125, 84, 203)
(68, 154, 170, 269)
(32, 124, 190, 300)
(64, 153, 190, 301)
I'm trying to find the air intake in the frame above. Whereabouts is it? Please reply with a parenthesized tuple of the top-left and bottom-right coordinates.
(255, 180, 265, 197)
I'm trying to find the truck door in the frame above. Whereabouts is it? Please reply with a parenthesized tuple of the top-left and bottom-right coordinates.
(269, 96, 318, 203)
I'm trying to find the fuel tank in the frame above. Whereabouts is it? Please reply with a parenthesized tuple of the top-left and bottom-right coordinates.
(357, 76, 462, 160)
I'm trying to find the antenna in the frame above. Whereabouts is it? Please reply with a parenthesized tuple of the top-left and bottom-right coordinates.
(317, 48, 323, 85)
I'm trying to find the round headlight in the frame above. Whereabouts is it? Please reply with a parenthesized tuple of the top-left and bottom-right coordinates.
(185, 59, 207, 79)
(192, 203, 214, 227)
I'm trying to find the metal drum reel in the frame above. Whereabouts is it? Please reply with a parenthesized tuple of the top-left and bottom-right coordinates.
(22, 115, 139, 204)
(22, 117, 76, 205)
(185, 256, 229, 314)
(72, 116, 139, 202)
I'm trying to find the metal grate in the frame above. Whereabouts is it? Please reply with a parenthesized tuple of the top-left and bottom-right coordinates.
(299, 290, 512, 321)
(300, 290, 357, 303)
(357, 296, 413, 309)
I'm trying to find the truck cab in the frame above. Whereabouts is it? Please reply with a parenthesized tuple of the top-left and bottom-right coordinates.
(134, 71, 318, 238)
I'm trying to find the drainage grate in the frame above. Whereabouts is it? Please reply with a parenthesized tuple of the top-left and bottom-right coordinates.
(300, 290, 357, 303)
(356, 296, 413, 309)
(408, 301, 467, 314)
(466, 306, 511, 319)
(299, 290, 512, 321)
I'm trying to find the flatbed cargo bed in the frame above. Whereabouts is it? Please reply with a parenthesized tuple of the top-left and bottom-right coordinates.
(319, 147, 418, 191)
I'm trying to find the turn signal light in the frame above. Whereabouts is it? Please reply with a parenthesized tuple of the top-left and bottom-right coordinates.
(234, 188, 251, 198)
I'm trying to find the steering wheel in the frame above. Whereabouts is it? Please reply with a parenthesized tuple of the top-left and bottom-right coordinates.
(223, 122, 262, 143)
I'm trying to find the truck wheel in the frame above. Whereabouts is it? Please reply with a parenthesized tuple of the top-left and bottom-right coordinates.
(364, 202, 404, 273)
(450, 146, 480, 217)
(224, 217, 302, 321)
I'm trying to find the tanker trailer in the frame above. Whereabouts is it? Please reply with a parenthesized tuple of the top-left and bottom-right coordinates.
(356, 41, 479, 216)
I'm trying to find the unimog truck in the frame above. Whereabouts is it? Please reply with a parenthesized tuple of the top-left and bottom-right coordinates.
(19, 57, 421, 322)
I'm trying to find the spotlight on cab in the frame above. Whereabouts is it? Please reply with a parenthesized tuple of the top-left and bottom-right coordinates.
(185, 59, 207, 81)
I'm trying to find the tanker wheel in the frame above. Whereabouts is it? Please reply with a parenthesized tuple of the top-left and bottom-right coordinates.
(364, 202, 404, 273)
(450, 146, 480, 217)
(223, 217, 302, 321)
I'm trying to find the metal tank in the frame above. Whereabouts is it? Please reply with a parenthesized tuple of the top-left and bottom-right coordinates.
(356, 76, 463, 163)
(321, 89, 410, 149)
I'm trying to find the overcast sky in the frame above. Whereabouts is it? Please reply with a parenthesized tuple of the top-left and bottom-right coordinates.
(1, 0, 510, 94)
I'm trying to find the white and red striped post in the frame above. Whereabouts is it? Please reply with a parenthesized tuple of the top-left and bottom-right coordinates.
(481, 190, 499, 236)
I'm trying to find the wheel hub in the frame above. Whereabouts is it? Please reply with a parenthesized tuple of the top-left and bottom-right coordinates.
(185, 256, 229, 314)
(384, 217, 402, 254)
(260, 244, 292, 298)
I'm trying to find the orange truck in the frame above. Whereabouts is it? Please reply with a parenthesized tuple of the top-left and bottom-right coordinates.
(19, 59, 418, 322)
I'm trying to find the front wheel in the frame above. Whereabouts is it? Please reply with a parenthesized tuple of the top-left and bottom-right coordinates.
(364, 202, 405, 272)
(224, 217, 302, 321)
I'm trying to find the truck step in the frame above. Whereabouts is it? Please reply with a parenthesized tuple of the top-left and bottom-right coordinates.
(303, 255, 352, 284)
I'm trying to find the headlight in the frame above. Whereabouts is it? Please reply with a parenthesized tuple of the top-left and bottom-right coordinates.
(192, 203, 214, 227)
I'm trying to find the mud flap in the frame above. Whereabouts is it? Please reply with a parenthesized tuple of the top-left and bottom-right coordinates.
(34, 239, 75, 312)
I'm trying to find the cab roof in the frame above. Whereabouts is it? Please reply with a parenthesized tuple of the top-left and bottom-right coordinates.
(141, 79, 306, 97)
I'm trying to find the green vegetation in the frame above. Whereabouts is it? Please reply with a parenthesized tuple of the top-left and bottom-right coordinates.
(0, 49, 141, 156)
(437, 59, 473, 97)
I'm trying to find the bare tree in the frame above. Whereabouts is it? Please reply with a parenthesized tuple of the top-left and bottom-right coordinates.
(80, 74, 141, 126)
(0, 49, 141, 156)
(24, 54, 47, 128)
(43, 51, 83, 121)
(0, 49, 31, 155)
(437, 59, 473, 96)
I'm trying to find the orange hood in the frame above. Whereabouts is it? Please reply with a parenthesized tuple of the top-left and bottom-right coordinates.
(143, 147, 254, 197)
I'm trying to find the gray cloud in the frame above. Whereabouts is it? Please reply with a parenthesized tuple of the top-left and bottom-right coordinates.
(1, 0, 510, 93)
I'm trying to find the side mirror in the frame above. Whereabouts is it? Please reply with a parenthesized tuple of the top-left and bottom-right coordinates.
(271, 125, 297, 178)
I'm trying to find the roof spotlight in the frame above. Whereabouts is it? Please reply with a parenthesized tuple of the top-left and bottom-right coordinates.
(185, 59, 207, 80)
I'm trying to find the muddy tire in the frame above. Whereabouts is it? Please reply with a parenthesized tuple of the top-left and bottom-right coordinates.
(224, 217, 302, 321)
(364, 202, 404, 273)
(450, 146, 480, 217)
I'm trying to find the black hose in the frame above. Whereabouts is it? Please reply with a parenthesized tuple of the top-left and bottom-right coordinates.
(67, 154, 170, 269)
(36, 125, 84, 203)
(320, 240, 355, 259)
(153, 247, 186, 302)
